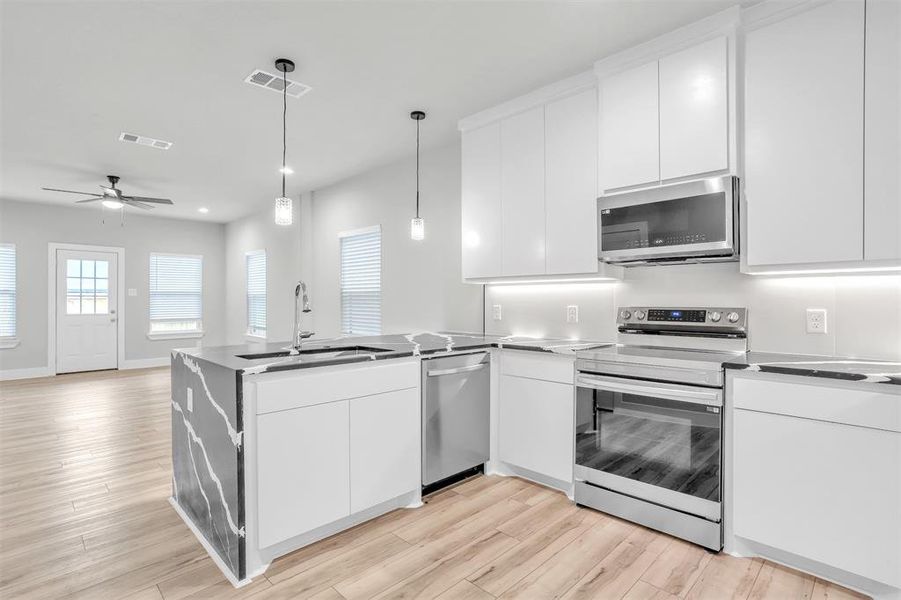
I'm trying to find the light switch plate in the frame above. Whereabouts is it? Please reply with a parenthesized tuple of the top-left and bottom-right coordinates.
(806, 308, 827, 334)
(492, 304, 502, 321)
(186, 387, 193, 412)
(128, 288, 137, 297)
(566, 305, 579, 323)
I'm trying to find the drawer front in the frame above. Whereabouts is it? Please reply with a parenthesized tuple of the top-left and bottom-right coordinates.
(731, 373, 901, 432)
(254, 359, 419, 415)
(500, 350, 575, 384)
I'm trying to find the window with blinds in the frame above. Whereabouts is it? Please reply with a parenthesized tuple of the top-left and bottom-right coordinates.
(340, 227, 381, 336)
(148, 253, 203, 335)
(0, 244, 15, 339)
(246, 250, 267, 338)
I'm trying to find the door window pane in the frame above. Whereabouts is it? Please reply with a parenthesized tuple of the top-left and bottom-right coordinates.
(65, 259, 110, 315)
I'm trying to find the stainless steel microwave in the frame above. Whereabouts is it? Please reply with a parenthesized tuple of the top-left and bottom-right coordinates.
(598, 176, 739, 265)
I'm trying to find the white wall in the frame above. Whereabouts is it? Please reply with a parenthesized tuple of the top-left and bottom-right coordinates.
(224, 197, 303, 345)
(486, 262, 901, 361)
(310, 142, 483, 338)
(0, 199, 227, 373)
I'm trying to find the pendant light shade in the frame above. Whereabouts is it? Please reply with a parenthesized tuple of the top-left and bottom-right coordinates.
(274, 197, 293, 225)
(274, 58, 295, 226)
(410, 110, 426, 241)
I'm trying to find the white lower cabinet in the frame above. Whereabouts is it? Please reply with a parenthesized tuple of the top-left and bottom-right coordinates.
(253, 361, 420, 550)
(257, 400, 351, 548)
(349, 388, 420, 513)
(731, 374, 901, 590)
(498, 373, 574, 484)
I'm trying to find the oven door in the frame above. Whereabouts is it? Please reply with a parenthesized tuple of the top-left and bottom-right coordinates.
(574, 373, 723, 521)
(598, 175, 737, 263)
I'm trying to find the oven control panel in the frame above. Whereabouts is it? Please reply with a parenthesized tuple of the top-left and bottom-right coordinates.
(617, 306, 747, 332)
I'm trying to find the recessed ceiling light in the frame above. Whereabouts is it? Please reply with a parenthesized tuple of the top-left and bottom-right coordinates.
(279, 166, 294, 175)
(198, 207, 209, 214)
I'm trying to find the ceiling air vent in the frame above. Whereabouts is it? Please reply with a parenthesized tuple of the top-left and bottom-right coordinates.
(244, 69, 312, 98)
(119, 132, 173, 150)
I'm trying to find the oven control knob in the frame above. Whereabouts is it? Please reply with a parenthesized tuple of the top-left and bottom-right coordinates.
(709, 311, 722, 323)
(620, 310, 631, 320)
(635, 310, 646, 320)
(727, 311, 740, 323)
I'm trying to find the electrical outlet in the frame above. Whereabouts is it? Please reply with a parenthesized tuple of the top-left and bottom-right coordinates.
(492, 304, 502, 321)
(806, 308, 827, 334)
(566, 305, 579, 323)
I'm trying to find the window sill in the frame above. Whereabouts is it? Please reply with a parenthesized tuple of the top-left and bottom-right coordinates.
(245, 333, 267, 342)
(147, 331, 205, 341)
(0, 337, 20, 349)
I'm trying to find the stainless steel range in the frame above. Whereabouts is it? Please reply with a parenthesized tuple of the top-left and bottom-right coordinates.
(573, 306, 748, 551)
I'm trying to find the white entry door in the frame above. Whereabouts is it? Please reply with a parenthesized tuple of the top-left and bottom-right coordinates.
(56, 249, 119, 373)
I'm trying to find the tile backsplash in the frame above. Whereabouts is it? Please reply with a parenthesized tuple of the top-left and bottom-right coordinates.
(485, 262, 901, 361)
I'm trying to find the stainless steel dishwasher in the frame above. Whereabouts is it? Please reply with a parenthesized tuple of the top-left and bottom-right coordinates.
(421, 352, 490, 492)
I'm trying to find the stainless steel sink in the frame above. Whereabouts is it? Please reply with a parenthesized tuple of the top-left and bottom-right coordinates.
(235, 346, 391, 361)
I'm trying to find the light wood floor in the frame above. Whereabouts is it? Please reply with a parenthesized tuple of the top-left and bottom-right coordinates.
(0, 367, 869, 600)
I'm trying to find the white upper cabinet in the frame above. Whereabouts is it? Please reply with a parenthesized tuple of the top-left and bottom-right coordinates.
(744, 0, 865, 267)
(460, 72, 609, 281)
(659, 36, 729, 180)
(501, 107, 546, 276)
(461, 123, 502, 279)
(864, 0, 901, 261)
(545, 88, 599, 275)
(598, 61, 660, 191)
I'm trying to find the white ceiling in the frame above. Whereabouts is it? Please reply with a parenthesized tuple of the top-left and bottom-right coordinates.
(0, 0, 741, 223)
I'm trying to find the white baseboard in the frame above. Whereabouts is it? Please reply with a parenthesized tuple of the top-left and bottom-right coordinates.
(0, 366, 54, 381)
(120, 357, 171, 370)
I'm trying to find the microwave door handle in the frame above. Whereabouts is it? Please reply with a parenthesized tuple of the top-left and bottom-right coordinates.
(577, 375, 721, 407)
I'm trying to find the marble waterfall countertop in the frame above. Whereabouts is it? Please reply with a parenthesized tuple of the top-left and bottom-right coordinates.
(177, 332, 612, 375)
(724, 351, 901, 385)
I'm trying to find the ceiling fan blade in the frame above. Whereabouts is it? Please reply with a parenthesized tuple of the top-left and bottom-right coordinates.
(122, 196, 173, 205)
(75, 197, 103, 203)
(124, 200, 154, 210)
(42, 187, 101, 196)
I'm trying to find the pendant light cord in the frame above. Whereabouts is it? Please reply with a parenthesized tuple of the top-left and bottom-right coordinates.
(415, 118, 420, 219)
(281, 68, 287, 198)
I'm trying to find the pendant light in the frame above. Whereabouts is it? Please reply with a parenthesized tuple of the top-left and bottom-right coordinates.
(274, 58, 294, 226)
(410, 110, 426, 241)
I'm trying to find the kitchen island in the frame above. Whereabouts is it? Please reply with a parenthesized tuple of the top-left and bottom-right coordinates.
(169, 332, 599, 585)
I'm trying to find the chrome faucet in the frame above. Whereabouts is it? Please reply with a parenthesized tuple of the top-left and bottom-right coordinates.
(292, 281, 314, 352)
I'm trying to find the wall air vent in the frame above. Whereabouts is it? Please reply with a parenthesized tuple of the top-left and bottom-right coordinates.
(244, 69, 312, 98)
(118, 132, 173, 150)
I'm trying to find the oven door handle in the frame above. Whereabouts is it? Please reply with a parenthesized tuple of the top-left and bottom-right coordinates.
(577, 375, 722, 407)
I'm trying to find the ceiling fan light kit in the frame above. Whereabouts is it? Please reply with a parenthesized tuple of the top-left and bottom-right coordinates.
(274, 58, 295, 226)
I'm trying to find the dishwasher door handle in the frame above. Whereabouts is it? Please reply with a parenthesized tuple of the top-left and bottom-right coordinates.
(426, 363, 488, 377)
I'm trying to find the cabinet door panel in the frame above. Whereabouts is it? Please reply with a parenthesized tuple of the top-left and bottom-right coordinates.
(864, 0, 901, 260)
(461, 123, 502, 279)
(350, 388, 420, 513)
(257, 401, 350, 548)
(733, 409, 900, 587)
(501, 107, 546, 276)
(659, 36, 728, 180)
(498, 375, 573, 483)
(745, 0, 864, 266)
(546, 89, 599, 275)
(599, 61, 660, 191)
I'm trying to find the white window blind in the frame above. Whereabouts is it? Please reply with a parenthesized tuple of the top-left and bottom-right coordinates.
(340, 227, 381, 336)
(0, 244, 15, 339)
(246, 251, 267, 338)
(149, 253, 203, 335)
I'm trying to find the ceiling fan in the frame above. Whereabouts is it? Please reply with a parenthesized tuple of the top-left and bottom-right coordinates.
(42, 175, 174, 210)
